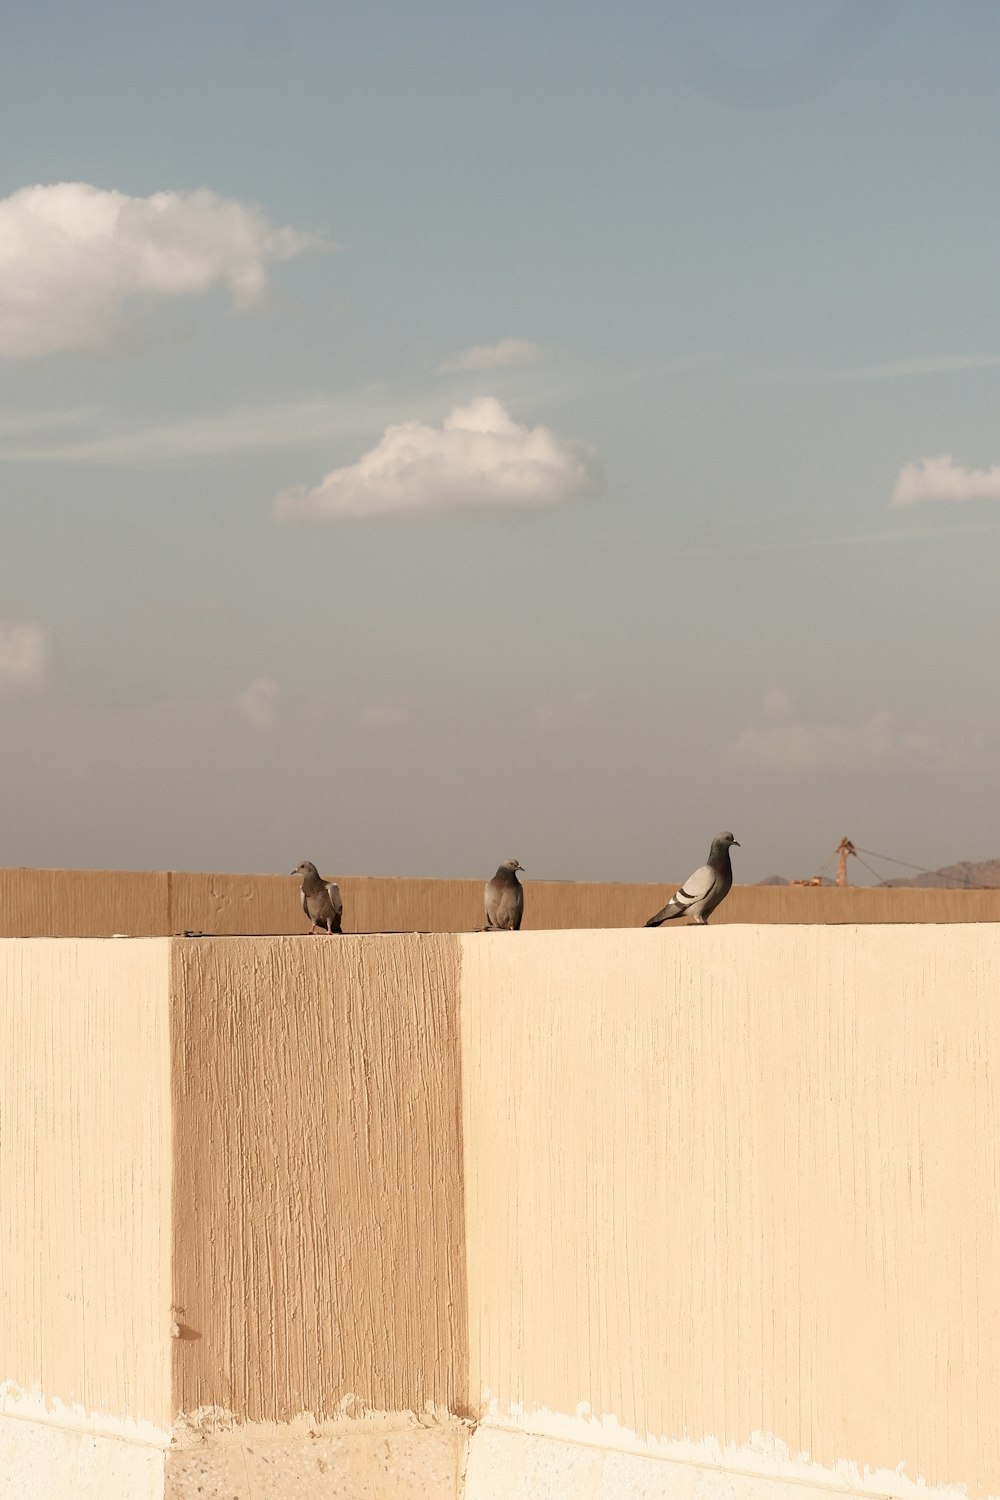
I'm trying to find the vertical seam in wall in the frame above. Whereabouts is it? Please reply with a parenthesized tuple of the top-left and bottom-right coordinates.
(450, 931, 474, 1424)
(456, 933, 480, 1432)
(166, 935, 185, 1428)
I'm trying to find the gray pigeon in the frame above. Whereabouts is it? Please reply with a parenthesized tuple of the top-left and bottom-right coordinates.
(291, 861, 344, 934)
(484, 859, 524, 931)
(644, 833, 740, 927)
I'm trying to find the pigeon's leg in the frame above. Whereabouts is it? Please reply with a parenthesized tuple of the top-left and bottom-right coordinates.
(308, 922, 318, 934)
(692, 914, 708, 925)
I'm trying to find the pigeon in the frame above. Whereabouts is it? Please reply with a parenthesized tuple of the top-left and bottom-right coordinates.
(644, 833, 740, 927)
(291, 861, 344, 934)
(484, 859, 524, 931)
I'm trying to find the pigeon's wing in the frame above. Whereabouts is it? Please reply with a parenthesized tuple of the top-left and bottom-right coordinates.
(300, 886, 311, 919)
(645, 863, 718, 926)
(495, 882, 524, 931)
(325, 882, 343, 931)
(673, 862, 719, 909)
(484, 878, 501, 928)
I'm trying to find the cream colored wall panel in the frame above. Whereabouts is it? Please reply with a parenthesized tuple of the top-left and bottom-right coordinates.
(460, 927, 1000, 1498)
(0, 940, 173, 1432)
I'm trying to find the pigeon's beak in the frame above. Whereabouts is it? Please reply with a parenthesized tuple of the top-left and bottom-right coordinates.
(733, 840, 740, 848)
(289, 868, 299, 876)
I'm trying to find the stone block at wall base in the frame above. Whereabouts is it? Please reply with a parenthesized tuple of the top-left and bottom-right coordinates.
(0, 1415, 166, 1500)
(166, 1423, 467, 1500)
(0, 1415, 467, 1500)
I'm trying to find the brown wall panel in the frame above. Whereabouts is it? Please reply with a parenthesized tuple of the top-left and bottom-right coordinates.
(169, 934, 469, 1424)
(3, 867, 1000, 937)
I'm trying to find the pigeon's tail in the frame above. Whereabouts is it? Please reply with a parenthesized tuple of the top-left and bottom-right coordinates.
(644, 904, 681, 927)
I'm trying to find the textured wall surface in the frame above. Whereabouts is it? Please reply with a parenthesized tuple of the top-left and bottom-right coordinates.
(169, 934, 469, 1423)
(460, 926, 1000, 1499)
(0, 869, 169, 937)
(3, 866, 1000, 937)
(0, 940, 173, 1431)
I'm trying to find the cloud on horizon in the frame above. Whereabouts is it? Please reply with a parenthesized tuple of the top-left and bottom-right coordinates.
(723, 692, 976, 773)
(237, 677, 280, 730)
(274, 397, 599, 520)
(442, 338, 544, 372)
(0, 622, 49, 690)
(0, 182, 324, 358)
(890, 454, 1000, 507)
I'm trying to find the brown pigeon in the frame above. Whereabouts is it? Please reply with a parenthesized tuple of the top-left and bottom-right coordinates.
(484, 859, 524, 931)
(291, 861, 344, 934)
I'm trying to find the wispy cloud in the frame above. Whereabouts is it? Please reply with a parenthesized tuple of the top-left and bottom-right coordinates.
(831, 354, 1000, 382)
(0, 373, 523, 466)
(0, 407, 99, 439)
(237, 677, 279, 729)
(0, 182, 326, 359)
(0, 621, 49, 689)
(0, 391, 430, 464)
(890, 454, 1000, 508)
(442, 338, 544, 372)
(723, 692, 977, 773)
(274, 397, 600, 520)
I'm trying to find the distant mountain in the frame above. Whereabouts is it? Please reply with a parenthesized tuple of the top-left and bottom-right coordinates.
(757, 858, 1000, 889)
(877, 858, 1000, 890)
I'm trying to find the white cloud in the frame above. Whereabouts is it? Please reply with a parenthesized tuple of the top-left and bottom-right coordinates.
(724, 694, 975, 773)
(0, 182, 323, 358)
(890, 454, 1000, 507)
(274, 396, 599, 520)
(238, 677, 280, 730)
(0, 622, 49, 689)
(443, 338, 544, 371)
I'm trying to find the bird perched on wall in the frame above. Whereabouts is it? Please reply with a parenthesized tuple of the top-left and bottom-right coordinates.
(291, 861, 344, 934)
(644, 833, 740, 927)
(484, 859, 525, 931)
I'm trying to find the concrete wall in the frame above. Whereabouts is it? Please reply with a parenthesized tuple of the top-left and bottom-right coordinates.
(3, 928, 999, 1498)
(0, 940, 173, 1498)
(169, 934, 468, 1423)
(461, 926, 1000, 1498)
(3, 865, 1000, 936)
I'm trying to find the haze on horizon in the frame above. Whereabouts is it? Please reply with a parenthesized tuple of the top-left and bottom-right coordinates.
(2, 1, 998, 886)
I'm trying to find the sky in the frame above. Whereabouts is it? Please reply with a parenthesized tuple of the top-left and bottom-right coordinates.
(1, 0, 999, 885)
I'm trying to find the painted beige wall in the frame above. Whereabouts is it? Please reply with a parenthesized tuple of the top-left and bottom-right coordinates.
(460, 926, 1000, 1498)
(168, 934, 469, 1423)
(0, 940, 173, 1434)
(3, 866, 1000, 937)
(4, 928, 1000, 1499)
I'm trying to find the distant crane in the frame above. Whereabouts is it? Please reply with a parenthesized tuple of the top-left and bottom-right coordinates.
(835, 837, 857, 887)
(790, 836, 857, 887)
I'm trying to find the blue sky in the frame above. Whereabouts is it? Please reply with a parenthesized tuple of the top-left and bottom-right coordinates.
(1, 1, 998, 884)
